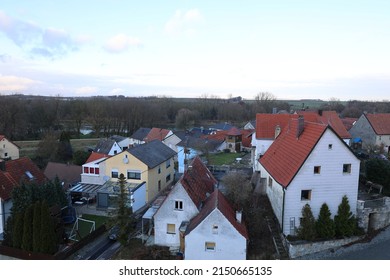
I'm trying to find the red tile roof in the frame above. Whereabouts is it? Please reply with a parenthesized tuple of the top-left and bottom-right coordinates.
(185, 189, 248, 239)
(202, 131, 226, 142)
(241, 129, 254, 148)
(227, 127, 242, 136)
(365, 113, 390, 135)
(180, 156, 217, 207)
(0, 135, 4, 141)
(341, 117, 358, 131)
(0, 157, 47, 201)
(145, 128, 171, 142)
(260, 119, 328, 188)
(85, 152, 110, 163)
(296, 111, 351, 139)
(255, 114, 297, 139)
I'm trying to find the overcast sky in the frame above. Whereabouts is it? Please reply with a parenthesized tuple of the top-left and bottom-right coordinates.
(0, 0, 389, 101)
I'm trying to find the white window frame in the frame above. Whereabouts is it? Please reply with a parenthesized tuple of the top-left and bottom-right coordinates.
(205, 242, 216, 252)
(167, 223, 175, 234)
(127, 170, 141, 180)
(111, 169, 119, 178)
(174, 200, 183, 211)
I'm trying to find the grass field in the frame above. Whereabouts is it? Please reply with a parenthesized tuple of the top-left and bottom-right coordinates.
(208, 152, 246, 165)
(14, 138, 100, 158)
(69, 214, 109, 241)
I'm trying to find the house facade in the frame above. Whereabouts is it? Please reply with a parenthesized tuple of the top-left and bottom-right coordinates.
(259, 118, 360, 236)
(94, 138, 122, 156)
(349, 113, 390, 155)
(0, 135, 19, 160)
(184, 189, 248, 260)
(153, 157, 217, 248)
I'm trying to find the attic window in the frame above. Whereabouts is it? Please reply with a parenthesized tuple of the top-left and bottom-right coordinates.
(314, 166, 321, 174)
(212, 225, 218, 234)
(205, 242, 216, 251)
(25, 171, 34, 180)
(174, 200, 183, 211)
(328, 144, 333, 150)
(343, 164, 351, 174)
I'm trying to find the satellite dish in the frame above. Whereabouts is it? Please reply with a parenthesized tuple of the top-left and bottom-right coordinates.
(123, 157, 129, 164)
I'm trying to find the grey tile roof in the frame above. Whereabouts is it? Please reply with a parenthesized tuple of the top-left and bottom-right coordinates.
(130, 127, 151, 141)
(94, 139, 117, 154)
(110, 135, 126, 143)
(128, 140, 177, 168)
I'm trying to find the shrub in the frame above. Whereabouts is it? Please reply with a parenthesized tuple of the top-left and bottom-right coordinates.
(316, 203, 335, 239)
(334, 195, 356, 238)
(296, 204, 316, 241)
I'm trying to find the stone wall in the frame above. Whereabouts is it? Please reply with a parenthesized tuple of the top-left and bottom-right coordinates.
(286, 236, 361, 259)
(357, 197, 390, 232)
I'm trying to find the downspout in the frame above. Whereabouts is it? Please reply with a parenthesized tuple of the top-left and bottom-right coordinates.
(281, 188, 286, 233)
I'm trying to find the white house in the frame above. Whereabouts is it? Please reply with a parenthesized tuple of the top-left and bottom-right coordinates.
(94, 138, 122, 156)
(153, 156, 217, 249)
(259, 117, 360, 236)
(0, 135, 19, 160)
(184, 189, 248, 260)
(110, 135, 132, 151)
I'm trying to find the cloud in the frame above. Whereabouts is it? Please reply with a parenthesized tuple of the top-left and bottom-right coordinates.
(164, 8, 203, 36)
(110, 88, 125, 95)
(75, 86, 98, 95)
(0, 10, 85, 58)
(0, 75, 40, 91)
(103, 34, 142, 53)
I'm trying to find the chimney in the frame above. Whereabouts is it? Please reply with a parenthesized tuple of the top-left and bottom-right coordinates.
(274, 125, 281, 139)
(296, 115, 304, 138)
(0, 159, 5, 171)
(318, 109, 323, 116)
(236, 210, 242, 223)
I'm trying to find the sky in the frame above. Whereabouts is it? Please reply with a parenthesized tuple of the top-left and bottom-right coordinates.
(0, 0, 389, 101)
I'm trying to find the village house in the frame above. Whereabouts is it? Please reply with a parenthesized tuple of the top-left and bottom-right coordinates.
(129, 127, 151, 146)
(184, 189, 248, 260)
(153, 156, 217, 249)
(258, 116, 360, 236)
(153, 156, 248, 259)
(44, 161, 82, 190)
(0, 157, 46, 239)
(251, 111, 352, 172)
(109, 135, 132, 151)
(93, 138, 122, 156)
(0, 135, 19, 160)
(71, 140, 177, 212)
(349, 113, 390, 155)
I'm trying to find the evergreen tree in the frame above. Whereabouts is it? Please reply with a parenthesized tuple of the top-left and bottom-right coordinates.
(116, 173, 133, 245)
(39, 200, 58, 254)
(12, 212, 24, 249)
(316, 203, 335, 239)
(33, 201, 42, 252)
(3, 217, 13, 247)
(296, 204, 316, 241)
(21, 205, 34, 251)
(57, 131, 73, 162)
(334, 195, 356, 237)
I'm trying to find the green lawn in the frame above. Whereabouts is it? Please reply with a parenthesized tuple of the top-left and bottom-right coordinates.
(208, 152, 246, 165)
(70, 214, 109, 240)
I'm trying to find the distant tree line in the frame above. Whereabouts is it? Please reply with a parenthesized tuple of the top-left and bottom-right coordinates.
(1, 94, 389, 141)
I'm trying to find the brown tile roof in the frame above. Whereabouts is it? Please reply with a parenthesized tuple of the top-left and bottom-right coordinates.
(44, 162, 82, 187)
(85, 152, 110, 164)
(296, 111, 351, 139)
(180, 156, 217, 208)
(365, 113, 390, 135)
(227, 127, 242, 136)
(260, 119, 328, 188)
(185, 189, 248, 239)
(0, 157, 47, 200)
(341, 117, 358, 131)
(145, 127, 171, 142)
(255, 114, 297, 139)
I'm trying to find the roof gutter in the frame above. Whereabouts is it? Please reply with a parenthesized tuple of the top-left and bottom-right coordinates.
(281, 187, 286, 233)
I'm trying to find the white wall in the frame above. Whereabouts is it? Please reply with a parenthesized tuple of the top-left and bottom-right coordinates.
(184, 209, 247, 260)
(132, 182, 146, 212)
(108, 142, 122, 156)
(251, 133, 274, 171)
(282, 129, 360, 235)
(0, 200, 12, 237)
(153, 183, 199, 247)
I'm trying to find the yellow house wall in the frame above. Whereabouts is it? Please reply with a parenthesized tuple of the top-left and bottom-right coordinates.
(103, 151, 175, 202)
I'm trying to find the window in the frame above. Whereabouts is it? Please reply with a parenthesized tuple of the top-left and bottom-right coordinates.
(167, 224, 175, 234)
(205, 242, 216, 251)
(4, 152, 8, 157)
(343, 164, 351, 174)
(111, 169, 119, 178)
(83, 167, 89, 174)
(166, 174, 171, 183)
(158, 180, 161, 191)
(166, 159, 171, 168)
(268, 177, 273, 188)
(127, 171, 141, 180)
(212, 225, 218, 234)
(174, 200, 183, 210)
(314, 166, 321, 174)
(301, 190, 311, 200)
(158, 166, 161, 174)
(95, 168, 99, 174)
(328, 144, 333, 150)
(89, 167, 95, 174)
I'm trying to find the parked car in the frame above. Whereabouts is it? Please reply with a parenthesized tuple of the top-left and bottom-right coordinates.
(108, 225, 120, 241)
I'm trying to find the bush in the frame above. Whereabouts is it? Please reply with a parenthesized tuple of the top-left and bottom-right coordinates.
(334, 195, 357, 238)
(316, 203, 335, 239)
(296, 204, 316, 241)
